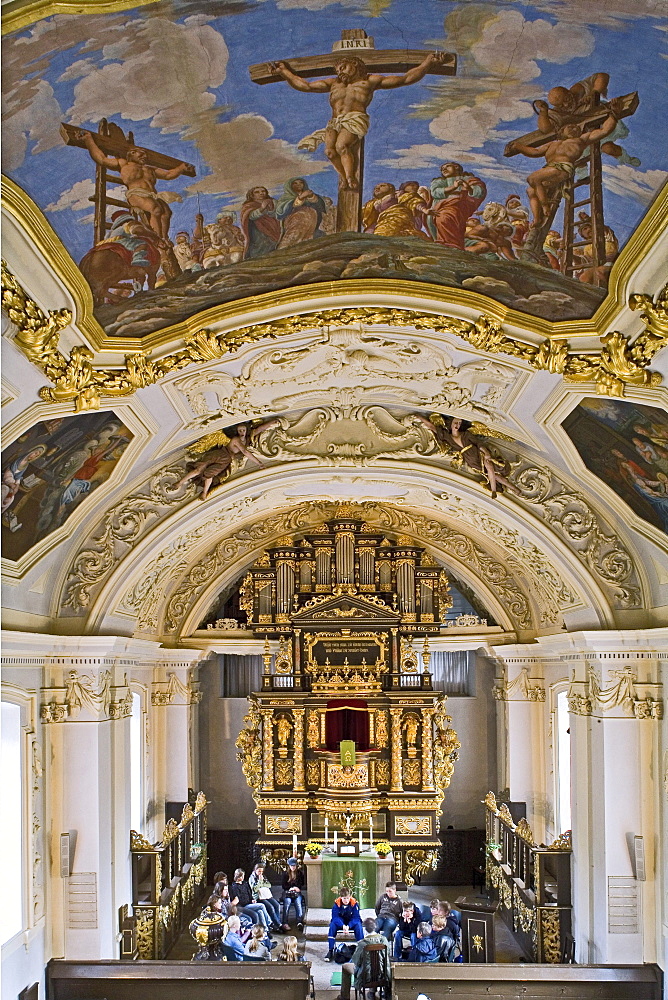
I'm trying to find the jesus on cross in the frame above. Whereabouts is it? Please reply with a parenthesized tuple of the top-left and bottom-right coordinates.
(270, 52, 447, 191)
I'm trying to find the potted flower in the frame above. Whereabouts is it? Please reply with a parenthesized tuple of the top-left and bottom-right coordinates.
(305, 840, 322, 859)
(375, 840, 392, 859)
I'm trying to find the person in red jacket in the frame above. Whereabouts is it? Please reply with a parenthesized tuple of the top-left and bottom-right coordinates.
(326, 886, 363, 961)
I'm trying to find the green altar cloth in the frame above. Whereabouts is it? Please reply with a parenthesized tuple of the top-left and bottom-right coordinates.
(321, 856, 377, 909)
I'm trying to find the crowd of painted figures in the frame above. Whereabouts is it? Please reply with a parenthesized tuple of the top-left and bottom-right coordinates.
(166, 165, 617, 284)
(93, 164, 617, 304)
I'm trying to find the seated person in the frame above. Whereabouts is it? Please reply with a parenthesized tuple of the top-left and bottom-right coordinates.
(336, 916, 391, 1000)
(281, 857, 305, 931)
(244, 923, 272, 960)
(326, 886, 364, 962)
(392, 900, 421, 961)
(230, 868, 272, 930)
(442, 900, 462, 939)
(249, 862, 282, 930)
(374, 881, 403, 939)
(430, 914, 456, 962)
(421, 897, 444, 923)
(278, 934, 305, 961)
(409, 921, 439, 963)
(224, 915, 246, 960)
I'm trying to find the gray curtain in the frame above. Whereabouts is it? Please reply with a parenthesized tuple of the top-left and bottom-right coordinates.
(219, 654, 263, 697)
(430, 650, 474, 696)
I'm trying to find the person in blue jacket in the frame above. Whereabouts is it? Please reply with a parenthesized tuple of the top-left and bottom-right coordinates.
(409, 921, 439, 962)
(325, 886, 364, 961)
(224, 915, 247, 960)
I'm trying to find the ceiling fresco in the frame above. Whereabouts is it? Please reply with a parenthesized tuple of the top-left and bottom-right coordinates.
(562, 397, 668, 536)
(3, 0, 666, 339)
(1, 411, 133, 560)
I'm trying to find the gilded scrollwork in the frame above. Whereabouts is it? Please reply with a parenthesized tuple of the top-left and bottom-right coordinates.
(275, 760, 294, 786)
(235, 702, 263, 803)
(135, 907, 156, 960)
(307, 709, 321, 748)
(432, 701, 460, 808)
(539, 908, 562, 964)
(404, 849, 439, 888)
(3, 262, 666, 411)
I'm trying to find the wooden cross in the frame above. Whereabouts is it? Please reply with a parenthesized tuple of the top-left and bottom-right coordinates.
(250, 30, 456, 233)
(504, 90, 638, 280)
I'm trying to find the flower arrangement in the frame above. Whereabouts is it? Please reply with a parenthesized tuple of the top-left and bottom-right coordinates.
(375, 840, 392, 857)
(305, 840, 322, 857)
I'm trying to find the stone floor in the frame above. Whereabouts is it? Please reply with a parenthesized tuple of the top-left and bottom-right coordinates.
(169, 882, 525, 997)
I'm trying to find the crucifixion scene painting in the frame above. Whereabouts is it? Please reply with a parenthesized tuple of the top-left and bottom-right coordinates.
(3, 0, 665, 338)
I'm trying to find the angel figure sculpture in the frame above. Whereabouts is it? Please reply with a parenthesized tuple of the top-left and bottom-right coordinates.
(177, 422, 266, 500)
(416, 414, 520, 498)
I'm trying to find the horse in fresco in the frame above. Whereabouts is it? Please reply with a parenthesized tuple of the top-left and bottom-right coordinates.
(79, 210, 165, 305)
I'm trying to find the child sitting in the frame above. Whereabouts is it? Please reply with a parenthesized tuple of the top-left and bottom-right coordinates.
(278, 935, 304, 961)
(392, 900, 421, 961)
(409, 921, 439, 963)
(244, 923, 272, 960)
(431, 913, 456, 961)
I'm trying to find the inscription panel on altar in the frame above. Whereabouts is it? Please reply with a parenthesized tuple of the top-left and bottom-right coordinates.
(306, 632, 386, 667)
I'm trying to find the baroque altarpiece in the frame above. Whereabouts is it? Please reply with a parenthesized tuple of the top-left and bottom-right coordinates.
(234, 511, 461, 885)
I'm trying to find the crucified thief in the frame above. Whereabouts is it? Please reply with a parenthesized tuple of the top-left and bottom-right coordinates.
(507, 99, 623, 227)
(270, 52, 447, 190)
(76, 130, 190, 240)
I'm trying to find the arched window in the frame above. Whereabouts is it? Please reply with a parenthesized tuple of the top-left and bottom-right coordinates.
(1, 700, 24, 944)
(555, 689, 572, 835)
(130, 692, 144, 833)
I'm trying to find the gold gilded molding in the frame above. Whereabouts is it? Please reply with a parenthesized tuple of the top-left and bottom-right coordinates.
(3, 254, 667, 411)
(515, 817, 535, 846)
(130, 829, 156, 852)
(395, 816, 431, 836)
(265, 815, 301, 835)
(2, 0, 159, 36)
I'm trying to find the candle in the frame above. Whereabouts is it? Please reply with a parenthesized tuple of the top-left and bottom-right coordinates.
(358, 830, 363, 852)
(324, 817, 329, 845)
(292, 834, 297, 855)
(369, 817, 373, 846)
(334, 830, 338, 852)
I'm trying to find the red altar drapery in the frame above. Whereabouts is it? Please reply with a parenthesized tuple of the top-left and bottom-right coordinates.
(325, 699, 369, 751)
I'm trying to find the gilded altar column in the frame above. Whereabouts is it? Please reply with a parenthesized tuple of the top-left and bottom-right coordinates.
(261, 709, 274, 790)
(389, 707, 403, 792)
(293, 708, 305, 791)
(421, 707, 435, 791)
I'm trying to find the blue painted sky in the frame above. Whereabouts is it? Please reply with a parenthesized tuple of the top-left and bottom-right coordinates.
(3, 0, 666, 266)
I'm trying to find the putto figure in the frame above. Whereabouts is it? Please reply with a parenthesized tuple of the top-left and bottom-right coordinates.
(270, 52, 447, 190)
(177, 424, 266, 500)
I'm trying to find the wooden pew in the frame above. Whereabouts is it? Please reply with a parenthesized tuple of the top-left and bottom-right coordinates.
(47, 958, 313, 1000)
(390, 962, 663, 999)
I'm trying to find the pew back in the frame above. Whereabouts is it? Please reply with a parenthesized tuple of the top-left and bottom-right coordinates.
(390, 962, 663, 1000)
(47, 958, 312, 1000)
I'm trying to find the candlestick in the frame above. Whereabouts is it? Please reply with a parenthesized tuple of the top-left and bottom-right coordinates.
(369, 816, 373, 846)
(333, 829, 338, 852)
(292, 833, 297, 856)
(324, 816, 329, 845)
(358, 829, 363, 852)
